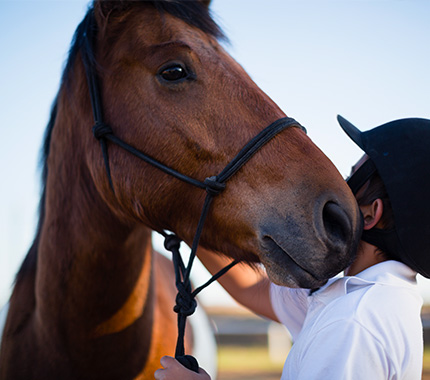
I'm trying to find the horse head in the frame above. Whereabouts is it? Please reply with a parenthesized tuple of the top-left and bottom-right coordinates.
(69, 1, 361, 288)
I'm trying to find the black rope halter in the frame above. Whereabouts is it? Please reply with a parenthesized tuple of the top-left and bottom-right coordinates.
(81, 8, 306, 373)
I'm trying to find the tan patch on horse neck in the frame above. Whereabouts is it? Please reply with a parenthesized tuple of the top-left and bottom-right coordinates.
(93, 246, 152, 337)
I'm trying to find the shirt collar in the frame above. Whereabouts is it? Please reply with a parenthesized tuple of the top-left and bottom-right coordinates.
(353, 260, 417, 285)
(310, 260, 417, 304)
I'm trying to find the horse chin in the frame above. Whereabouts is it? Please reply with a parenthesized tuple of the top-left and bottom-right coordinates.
(261, 252, 328, 289)
(260, 237, 337, 289)
(265, 264, 327, 289)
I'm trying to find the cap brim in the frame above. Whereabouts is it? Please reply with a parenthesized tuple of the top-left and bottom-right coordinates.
(337, 115, 364, 150)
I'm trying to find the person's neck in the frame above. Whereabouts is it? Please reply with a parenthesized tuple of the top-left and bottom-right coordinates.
(345, 240, 387, 276)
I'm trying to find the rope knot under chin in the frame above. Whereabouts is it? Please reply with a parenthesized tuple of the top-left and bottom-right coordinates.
(164, 234, 182, 252)
(173, 283, 197, 317)
(204, 176, 226, 196)
(92, 122, 113, 140)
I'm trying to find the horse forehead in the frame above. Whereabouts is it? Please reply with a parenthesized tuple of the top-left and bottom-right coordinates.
(104, 6, 215, 51)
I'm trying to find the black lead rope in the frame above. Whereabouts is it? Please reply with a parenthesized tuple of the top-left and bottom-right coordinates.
(158, 116, 304, 373)
(162, 233, 239, 372)
(81, 8, 306, 373)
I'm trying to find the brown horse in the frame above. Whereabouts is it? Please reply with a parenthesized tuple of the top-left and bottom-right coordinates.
(0, 1, 362, 379)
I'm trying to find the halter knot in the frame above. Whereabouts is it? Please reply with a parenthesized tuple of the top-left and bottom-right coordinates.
(173, 282, 197, 317)
(92, 122, 113, 140)
(164, 234, 182, 252)
(204, 176, 226, 196)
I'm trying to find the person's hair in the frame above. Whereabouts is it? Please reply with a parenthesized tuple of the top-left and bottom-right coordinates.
(355, 171, 395, 258)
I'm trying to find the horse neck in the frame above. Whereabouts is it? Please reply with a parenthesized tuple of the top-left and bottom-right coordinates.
(36, 91, 155, 343)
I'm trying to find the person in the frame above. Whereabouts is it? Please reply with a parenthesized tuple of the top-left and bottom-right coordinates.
(154, 116, 430, 379)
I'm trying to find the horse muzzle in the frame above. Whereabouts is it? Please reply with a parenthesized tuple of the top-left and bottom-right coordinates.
(259, 198, 362, 288)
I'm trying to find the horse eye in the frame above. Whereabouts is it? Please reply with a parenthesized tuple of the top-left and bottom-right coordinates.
(159, 65, 188, 82)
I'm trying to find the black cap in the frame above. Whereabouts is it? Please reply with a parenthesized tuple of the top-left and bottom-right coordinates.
(338, 115, 430, 278)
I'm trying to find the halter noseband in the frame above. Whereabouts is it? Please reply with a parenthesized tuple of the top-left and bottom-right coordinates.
(81, 8, 306, 372)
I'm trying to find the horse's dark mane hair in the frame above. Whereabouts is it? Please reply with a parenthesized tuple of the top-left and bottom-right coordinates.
(16, 0, 225, 282)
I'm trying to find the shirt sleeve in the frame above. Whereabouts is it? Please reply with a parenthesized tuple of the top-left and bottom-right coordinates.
(269, 283, 309, 340)
(295, 319, 391, 380)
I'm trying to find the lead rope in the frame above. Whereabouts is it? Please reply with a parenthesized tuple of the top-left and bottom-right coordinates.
(160, 177, 235, 371)
(81, 7, 306, 373)
(158, 117, 304, 372)
(162, 232, 238, 371)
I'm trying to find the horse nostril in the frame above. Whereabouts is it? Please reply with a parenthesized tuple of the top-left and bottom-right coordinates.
(322, 201, 351, 244)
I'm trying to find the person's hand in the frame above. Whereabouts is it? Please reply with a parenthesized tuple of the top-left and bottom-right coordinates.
(154, 356, 211, 380)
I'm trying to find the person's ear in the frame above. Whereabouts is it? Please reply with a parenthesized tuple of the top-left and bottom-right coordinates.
(360, 199, 384, 230)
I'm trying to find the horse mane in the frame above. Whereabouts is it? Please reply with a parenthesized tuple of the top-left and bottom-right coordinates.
(15, 0, 225, 283)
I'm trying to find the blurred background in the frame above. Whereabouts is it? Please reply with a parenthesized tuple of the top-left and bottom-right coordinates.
(1, 0, 429, 378)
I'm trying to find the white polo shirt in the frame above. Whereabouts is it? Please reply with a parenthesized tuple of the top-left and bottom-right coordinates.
(270, 261, 423, 379)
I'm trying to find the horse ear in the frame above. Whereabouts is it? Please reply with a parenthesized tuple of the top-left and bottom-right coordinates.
(201, 0, 211, 8)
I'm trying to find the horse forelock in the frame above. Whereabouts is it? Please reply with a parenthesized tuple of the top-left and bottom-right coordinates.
(150, 0, 225, 40)
(95, 1, 224, 38)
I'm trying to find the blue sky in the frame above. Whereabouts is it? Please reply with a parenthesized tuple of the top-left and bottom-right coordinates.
(1, 0, 429, 307)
